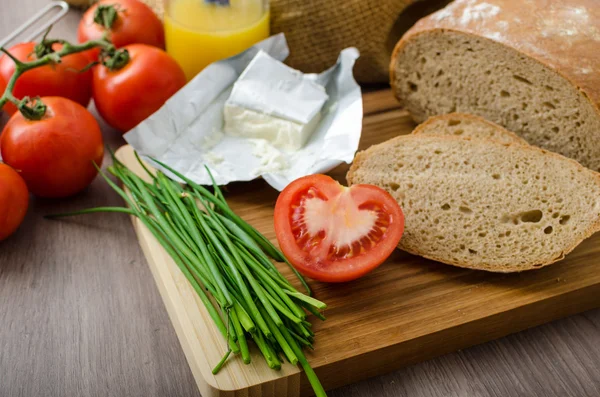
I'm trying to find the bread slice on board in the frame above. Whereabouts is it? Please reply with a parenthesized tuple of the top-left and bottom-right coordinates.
(412, 113, 527, 145)
(347, 135, 600, 272)
(390, 0, 600, 171)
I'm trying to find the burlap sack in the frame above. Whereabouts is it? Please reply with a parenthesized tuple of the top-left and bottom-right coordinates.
(66, 0, 450, 83)
(270, 0, 450, 83)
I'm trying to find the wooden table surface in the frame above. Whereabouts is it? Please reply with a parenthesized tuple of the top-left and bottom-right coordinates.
(1, 1, 599, 396)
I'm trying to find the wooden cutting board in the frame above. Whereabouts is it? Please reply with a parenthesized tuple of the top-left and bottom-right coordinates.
(115, 89, 600, 397)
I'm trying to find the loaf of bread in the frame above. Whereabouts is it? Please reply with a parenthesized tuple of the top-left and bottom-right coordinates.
(390, 0, 600, 171)
(347, 134, 600, 272)
(412, 113, 527, 145)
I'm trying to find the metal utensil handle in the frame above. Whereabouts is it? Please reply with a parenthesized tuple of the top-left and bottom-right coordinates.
(0, 1, 70, 48)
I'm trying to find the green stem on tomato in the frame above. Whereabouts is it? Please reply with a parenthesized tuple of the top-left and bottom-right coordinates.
(0, 33, 123, 119)
(94, 4, 120, 29)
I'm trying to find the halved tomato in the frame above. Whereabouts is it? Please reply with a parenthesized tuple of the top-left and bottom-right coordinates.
(274, 174, 404, 283)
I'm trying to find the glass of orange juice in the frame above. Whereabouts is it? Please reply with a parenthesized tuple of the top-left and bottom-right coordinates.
(164, 0, 270, 81)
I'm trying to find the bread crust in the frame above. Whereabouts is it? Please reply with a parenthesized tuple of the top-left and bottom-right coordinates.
(390, 0, 600, 117)
(347, 134, 600, 272)
(412, 112, 528, 145)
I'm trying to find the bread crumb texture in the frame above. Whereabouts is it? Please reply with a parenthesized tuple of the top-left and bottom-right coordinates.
(347, 135, 600, 272)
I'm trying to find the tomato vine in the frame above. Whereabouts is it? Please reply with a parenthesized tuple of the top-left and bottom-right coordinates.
(0, 28, 127, 120)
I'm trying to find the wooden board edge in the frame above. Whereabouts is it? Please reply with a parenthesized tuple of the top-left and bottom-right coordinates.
(300, 282, 600, 395)
(132, 216, 222, 397)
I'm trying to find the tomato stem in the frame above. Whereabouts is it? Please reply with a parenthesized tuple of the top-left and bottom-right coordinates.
(0, 47, 25, 67)
(101, 48, 130, 70)
(17, 97, 47, 121)
(33, 26, 58, 58)
(0, 28, 126, 120)
(94, 4, 119, 29)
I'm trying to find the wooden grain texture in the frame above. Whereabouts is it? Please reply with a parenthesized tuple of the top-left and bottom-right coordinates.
(1, 2, 600, 397)
(116, 108, 600, 395)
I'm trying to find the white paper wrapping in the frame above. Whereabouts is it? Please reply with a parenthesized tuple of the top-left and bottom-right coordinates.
(225, 50, 329, 125)
(124, 34, 363, 191)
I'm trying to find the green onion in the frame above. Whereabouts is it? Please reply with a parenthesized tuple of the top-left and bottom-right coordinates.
(151, 158, 312, 295)
(47, 151, 327, 397)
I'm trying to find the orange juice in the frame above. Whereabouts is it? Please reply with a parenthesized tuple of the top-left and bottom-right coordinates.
(164, 0, 270, 80)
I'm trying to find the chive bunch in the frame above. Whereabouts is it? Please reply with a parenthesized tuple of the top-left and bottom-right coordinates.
(49, 152, 327, 397)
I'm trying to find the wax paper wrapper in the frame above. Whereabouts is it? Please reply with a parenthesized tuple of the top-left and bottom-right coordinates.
(124, 34, 362, 191)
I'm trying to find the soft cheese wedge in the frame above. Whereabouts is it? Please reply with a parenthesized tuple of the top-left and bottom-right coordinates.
(347, 135, 600, 272)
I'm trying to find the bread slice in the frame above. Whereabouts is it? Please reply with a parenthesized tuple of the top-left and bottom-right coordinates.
(347, 135, 600, 272)
(412, 113, 527, 145)
(390, 0, 600, 171)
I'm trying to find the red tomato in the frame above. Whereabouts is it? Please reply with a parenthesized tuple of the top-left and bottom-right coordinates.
(1, 97, 104, 198)
(92, 44, 186, 132)
(0, 42, 92, 116)
(274, 174, 405, 283)
(0, 163, 29, 241)
(78, 0, 164, 62)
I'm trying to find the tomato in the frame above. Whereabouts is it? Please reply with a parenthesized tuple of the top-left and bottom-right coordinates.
(78, 0, 164, 62)
(274, 174, 405, 283)
(92, 44, 186, 132)
(0, 42, 92, 116)
(1, 97, 104, 198)
(0, 163, 29, 241)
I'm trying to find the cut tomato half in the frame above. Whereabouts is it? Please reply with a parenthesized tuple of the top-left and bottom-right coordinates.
(274, 174, 404, 283)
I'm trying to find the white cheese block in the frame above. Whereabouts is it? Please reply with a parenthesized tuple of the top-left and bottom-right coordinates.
(223, 105, 322, 151)
(223, 50, 329, 151)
